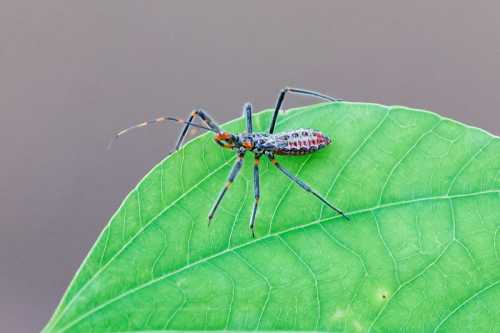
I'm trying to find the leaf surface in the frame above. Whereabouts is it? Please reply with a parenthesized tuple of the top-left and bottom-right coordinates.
(44, 103, 500, 333)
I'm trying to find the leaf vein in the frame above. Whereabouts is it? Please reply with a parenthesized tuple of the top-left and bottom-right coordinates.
(377, 119, 442, 205)
(320, 109, 391, 218)
(432, 279, 500, 333)
(373, 211, 400, 285)
(233, 250, 272, 330)
(278, 236, 321, 330)
(446, 138, 494, 195)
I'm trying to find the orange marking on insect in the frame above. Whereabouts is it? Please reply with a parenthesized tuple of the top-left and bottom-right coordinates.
(243, 140, 253, 149)
(215, 132, 232, 141)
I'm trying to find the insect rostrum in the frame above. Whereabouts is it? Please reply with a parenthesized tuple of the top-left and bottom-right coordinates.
(111, 87, 350, 237)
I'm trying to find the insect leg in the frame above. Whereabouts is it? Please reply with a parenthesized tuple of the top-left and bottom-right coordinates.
(268, 87, 343, 134)
(175, 109, 222, 150)
(174, 112, 196, 150)
(243, 102, 253, 134)
(267, 154, 349, 221)
(208, 150, 246, 223)
(249, 154, 261, 237)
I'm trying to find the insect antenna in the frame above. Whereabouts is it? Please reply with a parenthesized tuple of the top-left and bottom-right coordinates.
(107, 116, 215, 150)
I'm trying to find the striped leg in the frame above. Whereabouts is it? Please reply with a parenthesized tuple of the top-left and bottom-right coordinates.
(267, 154, 349, 221)
(268, 87, 342, 134)
(174, 112, 196, 150)
(249, 154, 261, 237)
(175, 109, 222, 150)
(208, 150, 246, 223)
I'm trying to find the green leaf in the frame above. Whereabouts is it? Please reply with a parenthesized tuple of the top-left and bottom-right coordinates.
(43, 102, 500, 333)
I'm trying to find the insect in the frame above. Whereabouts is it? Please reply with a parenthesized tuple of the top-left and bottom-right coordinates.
(110, 87, 349, 237)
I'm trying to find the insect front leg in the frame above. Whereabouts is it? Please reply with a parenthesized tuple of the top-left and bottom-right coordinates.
(175, 109, 222, 150)
(208, 150, 246, 224)
(268, 87, 343, 134)
(249, 153, 261, 238)
(266, 153, 349, 221)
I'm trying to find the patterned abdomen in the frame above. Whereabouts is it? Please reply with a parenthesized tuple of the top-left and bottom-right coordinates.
(274, 128, 331, 155)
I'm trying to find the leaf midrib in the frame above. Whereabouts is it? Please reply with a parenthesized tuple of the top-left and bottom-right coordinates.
(57, 189, 500, 332)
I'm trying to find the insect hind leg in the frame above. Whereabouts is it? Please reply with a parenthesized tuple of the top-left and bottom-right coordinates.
(266, 153, 349, 221)
(268, 87, 343, 134)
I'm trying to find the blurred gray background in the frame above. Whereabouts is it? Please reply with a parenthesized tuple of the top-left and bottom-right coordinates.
(1, 1, 499, 332)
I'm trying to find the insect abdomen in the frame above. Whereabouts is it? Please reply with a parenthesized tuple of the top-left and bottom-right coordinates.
(274, 129, 331, 155)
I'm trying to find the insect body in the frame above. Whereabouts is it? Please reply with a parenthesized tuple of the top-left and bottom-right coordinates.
(228, 128, 332, 156)
(111, 87, 349, 237)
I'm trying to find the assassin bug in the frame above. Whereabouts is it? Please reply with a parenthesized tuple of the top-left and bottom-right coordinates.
(110, 87, 349, 237)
